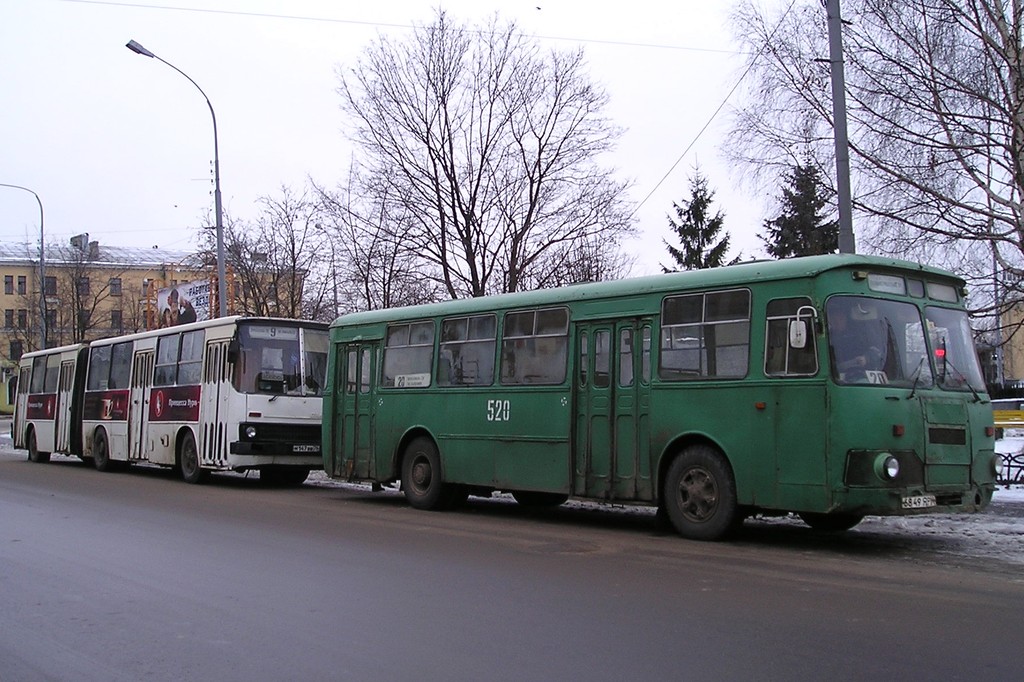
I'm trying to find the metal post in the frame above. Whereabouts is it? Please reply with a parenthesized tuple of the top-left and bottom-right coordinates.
(126, 39, 229, 317)
(825, 0, 856, 254)
(1, 183, 46, 349)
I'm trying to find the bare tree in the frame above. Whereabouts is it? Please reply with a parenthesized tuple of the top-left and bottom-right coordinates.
(337, 10, 635, 299)
(206, 185, 330, 320)
(43, 242, 126, 345)
(315, 174, 441, 315)
(727, 1, 1023, 306)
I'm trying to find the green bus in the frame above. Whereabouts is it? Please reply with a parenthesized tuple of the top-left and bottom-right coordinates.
(322, 254, 1000, 540)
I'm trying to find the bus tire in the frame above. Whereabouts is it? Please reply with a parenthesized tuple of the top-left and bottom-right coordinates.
(179, 431, 206, 484)
(401, 437, 450, 511)
(27, 429, 50, 464)
(511, 491, 569, 507)
(798, 512, 863, 532)
(93, 429, 114, 472)
(662, 445, 739, 541)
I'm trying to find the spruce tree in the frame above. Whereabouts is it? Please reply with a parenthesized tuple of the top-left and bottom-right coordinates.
(761, 163, 838, 258)
(662, 171, 736, 272)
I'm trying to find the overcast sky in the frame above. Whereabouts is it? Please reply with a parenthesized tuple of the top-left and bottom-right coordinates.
(2, 0, 780, 276)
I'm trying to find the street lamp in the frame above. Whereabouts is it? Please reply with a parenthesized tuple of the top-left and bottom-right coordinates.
(125, 39, 228, 318)
(0, 183, 46, 349)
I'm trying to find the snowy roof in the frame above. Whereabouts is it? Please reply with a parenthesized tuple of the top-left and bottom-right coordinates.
(0, 241, 201, 269)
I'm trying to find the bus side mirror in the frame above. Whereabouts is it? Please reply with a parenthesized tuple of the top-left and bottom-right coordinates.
(789, 320, 808, 349)
(227, 338, 239, 364)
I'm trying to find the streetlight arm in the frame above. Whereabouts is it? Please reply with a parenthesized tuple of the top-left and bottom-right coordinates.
(0, 182, 46, 349)
(125, 39, 228, 318)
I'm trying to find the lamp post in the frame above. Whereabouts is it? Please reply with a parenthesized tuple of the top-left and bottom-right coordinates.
(125, 39, 228, 318)
(0, 183, 46, 350)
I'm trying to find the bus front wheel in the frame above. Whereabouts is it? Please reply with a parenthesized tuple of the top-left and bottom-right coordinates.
(27, 429, 50, 464)
(179, 432, 206, 484)
(401, 437, 453, 511)
(662, 445, 739, 541)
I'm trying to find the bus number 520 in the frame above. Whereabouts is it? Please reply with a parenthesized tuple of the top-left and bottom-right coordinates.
(487, 399, 510, 422)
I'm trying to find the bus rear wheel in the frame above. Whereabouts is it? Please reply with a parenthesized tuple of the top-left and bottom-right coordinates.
(93, 429, 114, 472)
(179, 432, 206, 484)
(798, 512, 863, 532)
(662, 445, 739, 541)
(27, 429, 50, 463)
(401, 437, 457, 510)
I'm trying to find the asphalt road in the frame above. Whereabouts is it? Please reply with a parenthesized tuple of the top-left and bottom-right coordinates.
(2, 448, 1022, 682)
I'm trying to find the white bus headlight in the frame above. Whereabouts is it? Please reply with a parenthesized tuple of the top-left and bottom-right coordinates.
(245, 425, 258, 440)
(874, 453, 900, 481)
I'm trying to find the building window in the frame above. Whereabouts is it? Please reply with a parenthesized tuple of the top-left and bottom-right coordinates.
(3, 276, 12, 295)
(44, 276, 56, 296)
(17, 309, 27, 329)
(4, 309, 12, 328)
(109, 277, 122, 296)
(10, 340, 23, 361)
(17, 275, 26, 295)
(45, 309, 57, 329)
(111, 309, 123, 330)
(78, 277, 90, 296)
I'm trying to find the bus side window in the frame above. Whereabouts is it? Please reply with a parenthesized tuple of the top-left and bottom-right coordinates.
(383, 321, 434, 388)
(346, 349, 358, 393)
(661, 290, 750, 380)
(500, 308, 569, 385)
(764, 297, 818, 377)
(109, 342, 133, 389)
(360, 348, 371, 394)
(155, 334, 181, 386)
(43, 354, 60, 393)
(30, 356, 46, 393)
(87, 346, 113, 391)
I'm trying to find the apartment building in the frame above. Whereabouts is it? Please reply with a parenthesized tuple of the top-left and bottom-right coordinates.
(1, 236, 214, 367)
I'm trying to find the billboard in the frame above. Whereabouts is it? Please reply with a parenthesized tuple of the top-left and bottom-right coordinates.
(156, 280, 212, 328)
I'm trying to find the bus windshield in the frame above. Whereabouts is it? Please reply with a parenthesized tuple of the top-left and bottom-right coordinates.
(826, 296, 933, 388)
(826, 296, 984, 392)
(924, 306, 986, 393)
(234, 323, 329, 396)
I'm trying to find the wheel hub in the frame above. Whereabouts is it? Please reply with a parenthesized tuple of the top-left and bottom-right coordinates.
(678, 467, 718, 522)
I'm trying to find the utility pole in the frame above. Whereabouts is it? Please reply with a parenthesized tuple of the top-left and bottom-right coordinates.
(825, 0, 856, 254)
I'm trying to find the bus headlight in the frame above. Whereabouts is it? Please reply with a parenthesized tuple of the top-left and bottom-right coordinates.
(874, 453, 900, 481)
(992, 454, 1004, 478)
(245, 425, 258, 440)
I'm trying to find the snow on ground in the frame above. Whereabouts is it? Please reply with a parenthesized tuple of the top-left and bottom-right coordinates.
(4, 422, 1024, 566)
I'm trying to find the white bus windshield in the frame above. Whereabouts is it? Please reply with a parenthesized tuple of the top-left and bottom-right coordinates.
(234, 323, 329, 396)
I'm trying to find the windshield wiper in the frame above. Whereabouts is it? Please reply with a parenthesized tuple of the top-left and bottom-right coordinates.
(906, 356, 927, 400)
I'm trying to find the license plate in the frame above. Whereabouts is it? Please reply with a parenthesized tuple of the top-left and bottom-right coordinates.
(901, 494, 936, 509)
(292, 444, 320, 453)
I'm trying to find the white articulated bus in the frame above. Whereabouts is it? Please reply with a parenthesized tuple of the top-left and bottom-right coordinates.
(14, 316, 329, 485)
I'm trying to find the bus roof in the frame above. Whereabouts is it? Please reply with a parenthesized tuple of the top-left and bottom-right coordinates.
(85, 315, 329, 348)
(330, 253, 964, 330)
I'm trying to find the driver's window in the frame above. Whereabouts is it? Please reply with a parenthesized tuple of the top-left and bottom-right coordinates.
(765, 297, 817, 377)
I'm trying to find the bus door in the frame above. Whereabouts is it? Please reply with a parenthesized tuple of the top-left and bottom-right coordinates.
(13, 365, 29, 448)
(129, 351, 154, 461)
(574, 320, 653, 500)
(54, 359, 77, 453)
(200, 339, 231, 466)
(332, 344, 375, 480)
